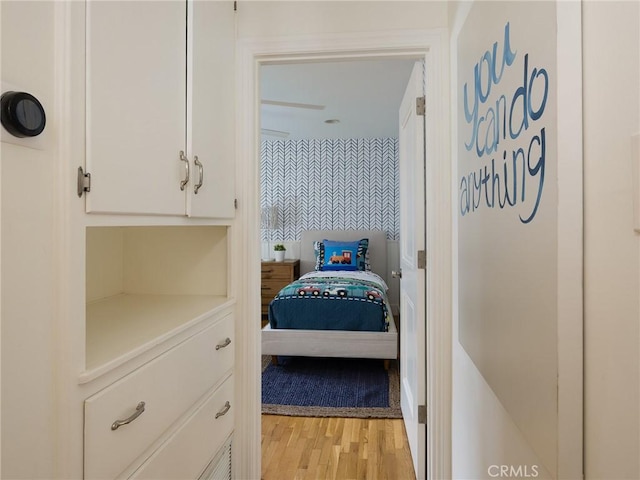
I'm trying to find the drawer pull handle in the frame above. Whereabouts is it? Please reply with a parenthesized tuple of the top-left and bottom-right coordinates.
(262, 269, 273, 273)
(193, 155, 204, 194)
(111, 401, 146, 431)
(215, 338, 231, 350)
(215, 401, 231, 419)
(179, 151, 190, 191)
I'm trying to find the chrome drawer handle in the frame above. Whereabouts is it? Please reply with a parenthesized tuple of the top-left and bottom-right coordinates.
(215, 337, 231, 350)
(194, 155, 203, 194)
(111, 401, 146, 431)
(179, 150, 190, 191)
(215, 401, 231, 419)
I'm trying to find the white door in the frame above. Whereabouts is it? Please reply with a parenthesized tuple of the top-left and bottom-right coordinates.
(86, 1, 186, 215)
(398, 61, 426, 479)
(188, 0, 236, 218)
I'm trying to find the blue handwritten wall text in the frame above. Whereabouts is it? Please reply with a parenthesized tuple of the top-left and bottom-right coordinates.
(459, 22, 550, 224)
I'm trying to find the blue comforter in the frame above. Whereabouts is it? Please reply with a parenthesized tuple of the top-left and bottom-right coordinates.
(268, 271, 391, 332)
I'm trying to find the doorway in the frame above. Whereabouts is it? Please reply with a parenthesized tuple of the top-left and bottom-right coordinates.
(259, 58, 415, 306)
(235, 30, 451, 480)
(258, 58, 416, 477)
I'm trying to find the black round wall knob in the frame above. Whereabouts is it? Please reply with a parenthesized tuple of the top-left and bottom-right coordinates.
(1, 91, 46, 138)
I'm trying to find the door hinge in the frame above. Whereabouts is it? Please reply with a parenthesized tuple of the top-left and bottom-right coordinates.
(417, 250, 426, 269)
(77, 166, 91, 198)
(234, 198, 238, 209)
(416, 96, 426, 116)
(418, 405, 427, 424)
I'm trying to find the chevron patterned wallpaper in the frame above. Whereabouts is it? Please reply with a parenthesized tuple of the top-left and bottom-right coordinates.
(260, 138, 399, 242)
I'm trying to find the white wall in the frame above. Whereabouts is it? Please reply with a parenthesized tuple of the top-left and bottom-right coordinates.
(1, 1, 57, 477)
(237, 1, 448, 38)
(452, 1, 640, 479)
(583, 2, 640, 478)
(449, 2, 553, 478)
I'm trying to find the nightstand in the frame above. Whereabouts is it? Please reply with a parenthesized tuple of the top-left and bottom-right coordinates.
(261, 259, 300, 317)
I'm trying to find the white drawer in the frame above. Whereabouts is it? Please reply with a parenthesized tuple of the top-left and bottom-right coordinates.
(129, 375, 234, 480)
(84, 313, 234, 480)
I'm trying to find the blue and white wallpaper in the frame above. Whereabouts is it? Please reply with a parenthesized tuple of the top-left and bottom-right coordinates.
(260, 138, 399, 242)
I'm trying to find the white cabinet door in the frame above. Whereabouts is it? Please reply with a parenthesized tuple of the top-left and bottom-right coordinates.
(188, 0, 236, 219)
(86, 1, 187, 216)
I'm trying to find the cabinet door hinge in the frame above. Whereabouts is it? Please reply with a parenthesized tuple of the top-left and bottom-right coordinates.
(234, 198, 238, 209)
(77, 166, 91, 198)
(418, 405, 427, 424)
(416, 96, 426, 116)
(417, 250, 426, 269)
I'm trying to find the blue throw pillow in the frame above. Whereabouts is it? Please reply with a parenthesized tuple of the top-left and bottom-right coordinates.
(314, 238, 369, 271)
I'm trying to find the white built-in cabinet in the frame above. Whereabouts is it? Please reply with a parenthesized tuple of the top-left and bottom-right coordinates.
(80, 225, 235, 479)
(75, 2, 236, 479)
(1, 1, 237, 477)
(85, 0, 235, 218)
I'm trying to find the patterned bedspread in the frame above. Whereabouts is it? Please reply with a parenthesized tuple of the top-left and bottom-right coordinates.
(268, 271, 392, 332)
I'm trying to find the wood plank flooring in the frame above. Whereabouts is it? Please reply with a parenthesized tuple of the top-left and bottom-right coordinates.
(261, 415, 416, 480)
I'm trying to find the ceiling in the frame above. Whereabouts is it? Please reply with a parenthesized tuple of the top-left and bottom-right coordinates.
(260, 58, 418, 140)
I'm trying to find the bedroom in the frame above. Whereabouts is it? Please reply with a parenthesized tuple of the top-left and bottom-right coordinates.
(258, 58, 423, 477)
(259, 59, 414, 313)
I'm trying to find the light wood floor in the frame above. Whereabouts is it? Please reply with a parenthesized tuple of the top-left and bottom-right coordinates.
(261, 415, 416, 480)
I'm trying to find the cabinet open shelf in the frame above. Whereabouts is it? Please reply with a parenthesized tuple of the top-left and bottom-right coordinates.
(86, 294, 230, 372)
(84, 226, 229, 380)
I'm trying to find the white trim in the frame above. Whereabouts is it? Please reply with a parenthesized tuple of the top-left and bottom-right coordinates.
(423, 31, 453, 480)
(0, 2, 4, 476)
(556, 2, 584, 478)
(236, 29, 452, 480)
(232, 33, 263, 480)
(53, 2, 79, 477)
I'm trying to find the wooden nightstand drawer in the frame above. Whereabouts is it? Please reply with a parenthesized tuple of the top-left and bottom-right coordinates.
(261, 264, 296, 280)
(261, 280, 287, 297)
(261, 280, 288, 315)
(261, 260, 300, 279)
(261, 260, 299, 316)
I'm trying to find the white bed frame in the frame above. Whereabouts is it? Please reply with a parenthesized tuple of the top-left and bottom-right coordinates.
(261, 229, 398, 361)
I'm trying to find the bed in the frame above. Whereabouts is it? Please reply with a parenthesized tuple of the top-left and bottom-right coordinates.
(261, 230, 398, 363)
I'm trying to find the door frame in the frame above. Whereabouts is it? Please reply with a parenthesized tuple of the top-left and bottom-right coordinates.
(234, 29, 451, 480)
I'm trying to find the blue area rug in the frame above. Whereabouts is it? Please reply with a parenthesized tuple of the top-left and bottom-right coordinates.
(261, 356, 402, 418)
